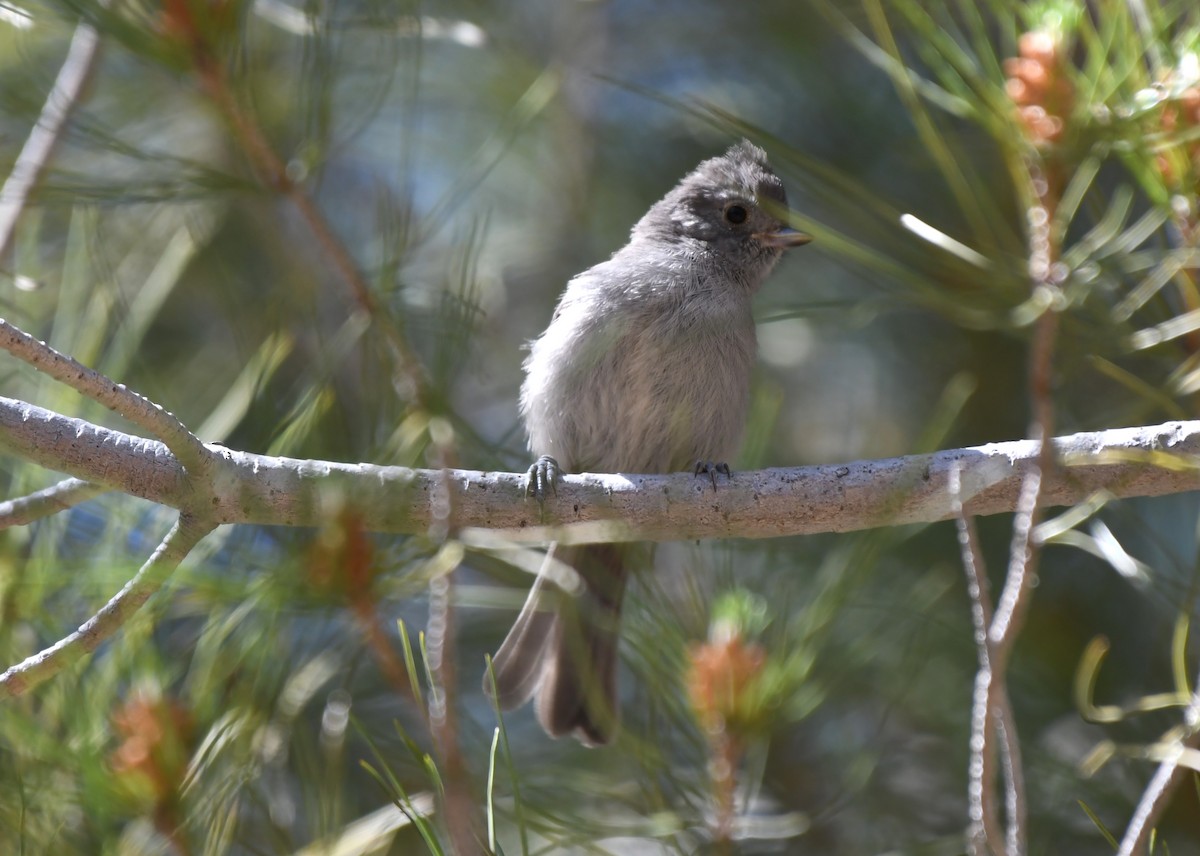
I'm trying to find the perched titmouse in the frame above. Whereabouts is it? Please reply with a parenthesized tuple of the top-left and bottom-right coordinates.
(487, 141, 810, 745)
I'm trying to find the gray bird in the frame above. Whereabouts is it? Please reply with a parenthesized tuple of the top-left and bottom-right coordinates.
(487, 141, 810, 745)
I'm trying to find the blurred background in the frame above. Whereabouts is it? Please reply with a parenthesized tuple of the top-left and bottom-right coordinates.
(3, 0, 1200, 853)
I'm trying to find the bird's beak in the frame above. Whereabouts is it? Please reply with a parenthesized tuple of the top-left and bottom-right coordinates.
(754, 226, 813, 249)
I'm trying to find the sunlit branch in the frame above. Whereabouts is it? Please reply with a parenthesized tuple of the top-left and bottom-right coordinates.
(997, 692, 1026, 856)
(0, 513, 215, 699)
(2, 395, 1199, 542)
(1118, 689, 1200, 855)
(0, 477, 105, 529)
(953, 465, 1013, 856)
(0, 319, 210, 474)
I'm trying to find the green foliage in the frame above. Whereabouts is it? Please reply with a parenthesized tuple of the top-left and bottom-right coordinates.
(6, 0, 1200, 853)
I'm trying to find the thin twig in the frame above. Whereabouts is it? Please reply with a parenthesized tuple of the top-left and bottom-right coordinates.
(990, 302, 1060, 656)
(423, 438, 480, 855)
(0, 477, 105, 528)
(711, 732, 741, 850)
(976, 165, 1064, 856)
(989, 469, 1043, 655)
(981, 159, 1064, 855)
(967, 668, 1004, 856)
(990, 162, 1063, 655)
(979, 175, 1065, 854)
(0, 513, 214, 699)
(351, 599, 415, 699)
(966, 151, 1063, 856)
(952, 465, 1007, 856)
(0, 6, 104, 260)
(0, 319, 210, 475)
(426, 572, 480, 855)
(1118, 670, 1200, 855)
(996, 685, 1027, 856)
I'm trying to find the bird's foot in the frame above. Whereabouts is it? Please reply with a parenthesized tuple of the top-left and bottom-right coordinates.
(695, 460, 732, 492)
(526, 455, 561, 504)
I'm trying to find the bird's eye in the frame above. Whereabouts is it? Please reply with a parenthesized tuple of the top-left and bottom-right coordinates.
(724, 204, 748, 225)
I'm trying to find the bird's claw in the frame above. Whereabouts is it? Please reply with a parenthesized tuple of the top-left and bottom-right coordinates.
(526, 455, 561, 504)
(695, 460, 732, 491)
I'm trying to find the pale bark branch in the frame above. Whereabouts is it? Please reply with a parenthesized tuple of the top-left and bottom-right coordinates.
(0, 320, 210, 473)
(0, 477, 105, 528)
(953, 465, 1007, 856)
(2, 395, 1199, 541)
(997, 693, 1026, 856)
(1118, 676, 1200, 856)
(0, 513, 214, 699)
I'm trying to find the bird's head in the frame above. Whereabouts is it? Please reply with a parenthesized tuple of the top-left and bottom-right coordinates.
(632, 140, 811, 285)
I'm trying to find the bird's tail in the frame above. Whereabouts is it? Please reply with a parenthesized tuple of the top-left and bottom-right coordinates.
(487, 543, 626, 746)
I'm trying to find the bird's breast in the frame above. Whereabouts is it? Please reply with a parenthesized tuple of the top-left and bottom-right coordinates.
(592, 293, 756, 473)
(522, 274, 759, 476)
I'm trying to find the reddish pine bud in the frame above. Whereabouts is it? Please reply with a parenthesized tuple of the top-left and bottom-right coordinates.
(1019, 30, 1058, 66)
(1006, 31, 1073, 146)
(686, 635, 767, 735)
(110, 695, 195, 813)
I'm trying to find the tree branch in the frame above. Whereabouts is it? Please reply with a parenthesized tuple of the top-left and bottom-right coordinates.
(953, 465, 1008, 856)
(0, 477, 104, 528)
(0, 513, 214, 699)
(0, 320, 210, 474)
(2, 395, 1199, 541)
(1118, 673, 1200, 856)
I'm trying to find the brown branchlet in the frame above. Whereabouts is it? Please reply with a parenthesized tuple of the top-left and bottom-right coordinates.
(159, 0, 241, 70)
(308, 504, 414, 696)
(308, 504, 378, 597)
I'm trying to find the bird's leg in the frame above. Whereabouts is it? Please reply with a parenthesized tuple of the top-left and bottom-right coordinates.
(694, 460, 732, 491)
(526, 454, 561, 504)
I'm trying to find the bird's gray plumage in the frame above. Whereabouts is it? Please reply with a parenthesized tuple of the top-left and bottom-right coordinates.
(487, 140, 808, 745)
